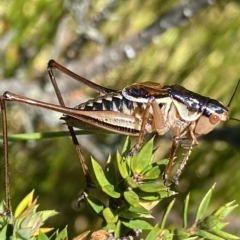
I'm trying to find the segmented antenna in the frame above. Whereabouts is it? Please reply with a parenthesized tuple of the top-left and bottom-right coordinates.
(228, 79, 240, 122)
(227, 79, 240, 108)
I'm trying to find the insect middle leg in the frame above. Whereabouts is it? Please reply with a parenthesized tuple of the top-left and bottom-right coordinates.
(162, 134, 181, 186)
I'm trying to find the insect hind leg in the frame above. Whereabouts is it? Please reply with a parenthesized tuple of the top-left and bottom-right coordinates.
(172, 125, 198, 185)
(0, 96, 12, 216)
(172, 139, 195, 185)
(47, 61, 93, 195)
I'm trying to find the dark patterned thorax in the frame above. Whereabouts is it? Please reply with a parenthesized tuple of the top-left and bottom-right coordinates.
(170, 84, 228, 116)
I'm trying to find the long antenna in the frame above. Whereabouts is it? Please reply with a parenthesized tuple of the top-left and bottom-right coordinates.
(227, 79, 240, 108)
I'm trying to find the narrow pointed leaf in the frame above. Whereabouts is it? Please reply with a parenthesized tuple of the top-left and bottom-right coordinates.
(130, 138, 154, 174)
(195, 229, 225, 240)
(114, 220, 121, 238)
(121, 136, 131, 154)
(105, 155, 117, 185)
(183, 193, 190, 228)
(160, 198, 175, 229)
(37, 231, 49, 240)
(15, 190, 35, 218)
(40, 210, 58, 222)
(116, 151, 129, 179)
(146, 224, 161, 240)
(55, 227, 68, 240)
(208, 229, 240, 239)
(91, 157, 111, 187)
(196, 184, 215, 221)
(213, 201, 238, 219)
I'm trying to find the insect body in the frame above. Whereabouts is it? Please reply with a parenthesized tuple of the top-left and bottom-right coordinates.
(1, 60, 238, 214)
(62, 81, 230, 184)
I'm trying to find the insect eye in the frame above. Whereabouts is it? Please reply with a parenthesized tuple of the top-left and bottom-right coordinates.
(209, 113, 220, 124)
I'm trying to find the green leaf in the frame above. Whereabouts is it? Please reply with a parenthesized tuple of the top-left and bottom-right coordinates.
(130, 138, 154, 174)
(146, 224, 161, 240)
(174, 229, 190, 238)
(199, 215, 219, 229)
(54, 227, 68, 240)
(124, 190, 139, 207)
(118, 210, 141, 219)
(104, 155, 117, 185)
(196, 183, 215, 222)
(0, 130, 93, 142)
(91, 157, 111, 187)
(15, 190, 35, 218)
(160, 198, 175, 229)
(37, 231, 49, 240)
(195, 229, 225, 240)
(155, 158, 169, 166)
(40, 210, 58, 222)
(138, 191, 163, 201)
(0, 224, 8, 239)
(103, 222, 116, 231)
(114, 220, 121, 238)
(121, 136, 131, 154)
(116, 151, 129, 179)
(138, 182, 166, 193)
(102, 185, 121, 198)
(102, 208, 118, 223)
(143, 165, 161, 180)
(121, 219, 153, 230)
(182, 193, 190, 228)
(125, 176, 137, 188)
(208, 229, 240, 239)
(179, 237, 198, 240)
(85, 193, 105, 215)
(127, 204, 150, 214)
(213, 201, 238, 220)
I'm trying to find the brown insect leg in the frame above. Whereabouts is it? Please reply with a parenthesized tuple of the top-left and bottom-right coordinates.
(172, 124, 198, 185)
(162, 132, 181, 186)
(127, 96, 156, 156)
(0, 97, 12, 216)
(172, 139, 195, 185)
(48, 60, 115, 94)
(47, 63, 93, 191)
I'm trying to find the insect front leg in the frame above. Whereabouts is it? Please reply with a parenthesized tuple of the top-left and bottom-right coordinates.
(127, 96, 166, 156)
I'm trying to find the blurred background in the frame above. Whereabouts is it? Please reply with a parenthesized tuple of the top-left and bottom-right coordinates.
(1, 0, 240, 238)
